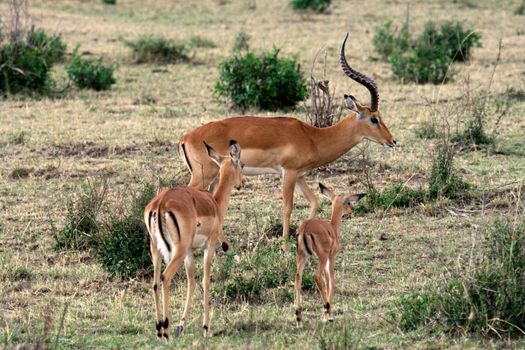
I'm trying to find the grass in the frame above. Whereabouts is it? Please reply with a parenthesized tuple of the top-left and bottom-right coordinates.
(0, 0, 524, 349)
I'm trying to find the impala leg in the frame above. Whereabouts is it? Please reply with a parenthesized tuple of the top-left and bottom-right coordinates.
(187, 156, 219, 190)
(296, 176, 319, 219)
(315, 259, 329, 322)
(177, 251, 196, 336)
(294, 247, 308, 326)
(325, 257, 336, 322)
(150, 243, 163, 338)
(282, 170, 298, 251)
(160, 248, 186, 340)
(202, 243, 215, 337)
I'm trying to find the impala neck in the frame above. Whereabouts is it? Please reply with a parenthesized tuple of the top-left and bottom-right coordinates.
(212, 166, 234, 220)
(312, 114, 363, 167)
(330, 202, 344, 237)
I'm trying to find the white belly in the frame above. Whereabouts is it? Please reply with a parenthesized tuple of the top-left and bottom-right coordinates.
(242, 166, 283, 176)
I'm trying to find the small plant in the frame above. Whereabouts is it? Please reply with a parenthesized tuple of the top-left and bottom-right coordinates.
(291, 0, 331, 13)
(232, 31, 250, 52)
(9, 167, 32, 179)
(515, 0, 525, 15)
(189, 35, 216, 48)
(102, 0, 116, 4)
(9, 131, 29, 145)
(27, 28, 67, 63)
(391, 216, 525, 336)
(124, 35, 188, 64)
(54, 181, 107, 251)
(415, 122, 441, 139)
(215, 47, 307, 111)
(354, 182, 427, 215)
(66, 51, 116, 91)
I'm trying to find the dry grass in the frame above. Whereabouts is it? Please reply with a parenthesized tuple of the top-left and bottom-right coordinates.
(1, 0, 524, 348)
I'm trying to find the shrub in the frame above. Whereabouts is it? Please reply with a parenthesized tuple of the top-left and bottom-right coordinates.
(213, 240, 314, 302)
(232, 31, 250, 52)
(54, 181, 106, 251)
(124, 35, 188, 64)
(428, 142, 470, 199)
(291, 0, 331, 12)
(9, 167, 32, 179)
(354, 183, 427, 215)
(515, 0, 525, 15)
(0, 28, 65, 94)
(215, 48, 307, 111)
(96, 182, 156, 278)
(66, 52, 116, 90)
(374, 20, 481, 84)
(391, 217, 525, 336)
(102, 0, 116, 4)
(415, 122, 441, 139)
(372, 20, 410, 60)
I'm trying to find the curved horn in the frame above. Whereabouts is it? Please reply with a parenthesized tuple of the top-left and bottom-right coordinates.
(339, 33, 379, 112)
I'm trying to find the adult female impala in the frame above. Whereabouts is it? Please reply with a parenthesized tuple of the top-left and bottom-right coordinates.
(179, 34, 396, 249)
(144, 141, 243, 339)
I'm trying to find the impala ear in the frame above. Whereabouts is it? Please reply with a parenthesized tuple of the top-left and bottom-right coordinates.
(343, 94, 358, 112)
(204, 142, 221, 166)
(348, 193, 367, 205)
(229, 140, 241, 162)
(319, 183, 335, 201)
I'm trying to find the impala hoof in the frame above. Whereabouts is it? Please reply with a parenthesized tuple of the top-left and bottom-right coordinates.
(175, 325, 184, 336)
(221, 242, 230, 252)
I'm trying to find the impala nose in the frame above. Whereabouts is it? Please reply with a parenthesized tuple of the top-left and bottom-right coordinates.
(393, 139, 397, 145)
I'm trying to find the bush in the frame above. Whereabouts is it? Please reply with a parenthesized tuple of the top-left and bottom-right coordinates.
(373, 20, 481, 84)
(291, 0, 331, 12)
(124, 35, 188, 64)
(96, 182, 157, 278)
(54, 182, 106, 251)
(372, 20, 410, 60)
(428, 142, 470, 199)
(391, 217, 525, 336)
(66, 52, 116, 90)
(515, 0, 525, 15)
(215, 47, 307, 111)
(354, 183, 427, 215)
(189, 35, 216, 48)
(213, 240, 314, 302)
(0, 28, 65, 94)
(102, 0, 116, 4)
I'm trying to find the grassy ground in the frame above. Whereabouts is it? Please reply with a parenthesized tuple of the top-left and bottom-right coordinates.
(1, 0, 524, 348)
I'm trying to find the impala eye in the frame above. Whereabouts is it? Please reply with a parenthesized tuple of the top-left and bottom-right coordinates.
(370, 117, 379, 124)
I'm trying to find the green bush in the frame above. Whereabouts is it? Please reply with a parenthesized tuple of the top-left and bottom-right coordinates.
(291, 0, 331, 12)
(66, 52, 116, 90)
(373, 20, 481, 84)
(355, 183, 427, 215)
(391, 217, 525, 336)
(54, 182, 106, 251)
(516, 0, 525, 15)
(213, 240, 314, 302)
(124, 35, 188, 64)
(96, 182, 157, 278)
(189, 35, 216, 48)
(215, 48, 307, 111)
(372, 20, 410, 60)
(102, 0, 116, 4)
(428, 142, 470, 199)
(0, 28, 65, 94)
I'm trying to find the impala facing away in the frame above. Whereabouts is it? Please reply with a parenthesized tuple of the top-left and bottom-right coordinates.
(144, 141, 243, 339)
(179, 33, 395, 249)
(294, 183, 365, 325)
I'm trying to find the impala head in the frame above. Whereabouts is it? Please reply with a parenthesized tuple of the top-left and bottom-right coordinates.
(205, 140, 244, 190)
(319, 183, 366, 217)
(340, 33, 397, 148)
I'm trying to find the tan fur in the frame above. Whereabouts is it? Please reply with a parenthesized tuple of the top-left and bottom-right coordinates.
(144, 141, 242, 339)
(294, 183, 365, 325)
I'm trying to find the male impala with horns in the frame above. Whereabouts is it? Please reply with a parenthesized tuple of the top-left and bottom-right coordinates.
(179, 33, 396, 250)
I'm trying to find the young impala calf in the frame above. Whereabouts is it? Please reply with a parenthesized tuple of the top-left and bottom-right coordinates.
(144, 140, 243, 339)
(294, 183, 365, 325)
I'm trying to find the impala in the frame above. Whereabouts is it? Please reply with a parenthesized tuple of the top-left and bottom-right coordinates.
(179, 33, 395, 249)
(144, 141, 243, 339)
(294, 183, 365, 325)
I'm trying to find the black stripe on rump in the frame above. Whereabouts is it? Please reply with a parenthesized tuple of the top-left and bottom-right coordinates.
(148, 211, 154, 234)
(181, 143, 192, 172)
(157, 209, 171, 252)
(303, 234, 314, 255)
(167, 211, 181, 242)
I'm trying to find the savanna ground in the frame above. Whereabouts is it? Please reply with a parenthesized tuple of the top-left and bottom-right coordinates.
(1, 0, 525, 348)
